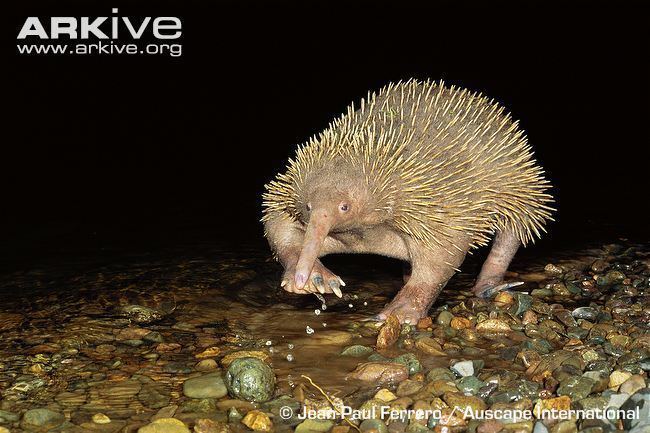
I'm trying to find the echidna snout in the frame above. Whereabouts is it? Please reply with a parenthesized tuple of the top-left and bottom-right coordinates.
(294, 191, 359, 291)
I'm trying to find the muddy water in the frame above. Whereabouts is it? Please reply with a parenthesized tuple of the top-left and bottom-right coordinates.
(0, 242, 647, 431)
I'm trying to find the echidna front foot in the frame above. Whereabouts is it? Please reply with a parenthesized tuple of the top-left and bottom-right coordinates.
(281, 258, 344, 297)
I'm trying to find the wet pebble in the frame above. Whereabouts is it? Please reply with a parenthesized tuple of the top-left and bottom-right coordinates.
(376, 314, 400, 349)
(476, 319, 511, 334)
(436, 310, 454, 326)
(225, 357, 275, 402)
(220, 350, 271, 367)
(451, 360, 474, 377)
(138, 418, 190, 433)
(195, 359, 219, 371)
(295, 419, 334, 433)
(443, 392, 487, 412)
(620, 375, 646, 395)
(609, 370, 633, 390)
(360, 418, 389, 433)
(621, 389, 650, 431)
(20, 408, 65, 432)
(347, 362, 409, 384)
(340, 345, 374, 357)
(121, 305, 163, 324)
(391, 353, 422, 375)
(241, 410, 273, 432)
(92, 413, 111, 424)
(557, 376, 595, 400)
(457, 376, 486, 395)
(194, 418, 231, 433)
(572, 307, 598, 321)
(183, 372, 228, 399)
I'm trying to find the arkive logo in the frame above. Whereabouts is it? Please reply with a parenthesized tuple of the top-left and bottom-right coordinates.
(18, 8, 181, 40)
(17, 8, 183, 57)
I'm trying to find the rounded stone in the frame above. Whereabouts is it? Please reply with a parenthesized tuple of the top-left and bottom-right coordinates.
(242, 410, 273, 432)
(360, 418, 389, 433)
(92, 413, 111, 424)
(451, 360, 474, 377)
(295, 419, 335, 433)
(138, 418, 190, 433)
(21, 408, 65, 432)
(225, 357, 276, 402)
(436, 311, 454, 326)
(195, 359, 219, 372)
(340, 345, 374, 357)
(183, 372, 228, 399)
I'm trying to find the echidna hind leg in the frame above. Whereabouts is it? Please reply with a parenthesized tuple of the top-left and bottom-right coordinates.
(472, 229, 521, 298)
(377, 237, 469, 324)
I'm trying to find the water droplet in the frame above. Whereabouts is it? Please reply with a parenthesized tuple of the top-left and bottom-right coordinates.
(314, 309, 321, 316)
(288, 343, 294, 349)
(314, 293, 327, 310)
(306, 326, 314, 335)
(265, 340, 272, 346)
(322, 322, 327, 327)
(363, 301, 368, 306)
(348, 304, 353, 308)
(286, 353, 294, 362)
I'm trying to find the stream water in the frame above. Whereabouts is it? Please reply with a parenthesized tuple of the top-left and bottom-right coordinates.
(0, 239, 648, 432)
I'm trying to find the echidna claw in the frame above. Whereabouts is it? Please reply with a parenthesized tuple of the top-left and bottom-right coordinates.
(330, 281, 343, 298)
(477, 281, 524, 298)
(312, 274, 326, 294)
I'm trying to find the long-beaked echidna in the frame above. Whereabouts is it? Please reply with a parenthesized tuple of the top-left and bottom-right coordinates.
(262, 79, 554, 323)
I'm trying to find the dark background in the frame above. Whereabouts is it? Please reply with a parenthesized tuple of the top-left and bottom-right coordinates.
(4, 0, 649, 271)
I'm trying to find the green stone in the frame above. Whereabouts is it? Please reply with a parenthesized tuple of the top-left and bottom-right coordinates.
(180, 398, 217, 413)
(295, 419, 335, 433)
(522, 338, 553, 354)
(509, 293, 533, 316)
(360, 419, 389, 433)
(456, 376, 485, 395)
(436, 311, 454, 326)
(392, 353, 422, 375)
(20, 408, 65, 432)
(557, 376, 595, 400)
(225, 357, 275, 403)
(340, 345, 374, 357)
(426, 368, 456, 382)
(576, 396, 607, 411)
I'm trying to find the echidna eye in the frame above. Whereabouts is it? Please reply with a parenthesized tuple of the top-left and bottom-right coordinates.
(306, 203, 312, 211)
(339, 203, 349, 212)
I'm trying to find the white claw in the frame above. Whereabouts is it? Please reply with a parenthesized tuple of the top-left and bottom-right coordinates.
(482, 281, 525, 298)
(496, 281, 524, 290)
(280, 280, 287, 288)
(332, 286, 343, 298)
(339, 278, 346, 287)
(317, 284, 325, 294)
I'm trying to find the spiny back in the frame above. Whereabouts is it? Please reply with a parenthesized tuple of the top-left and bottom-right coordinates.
(263, 79, 554, 253)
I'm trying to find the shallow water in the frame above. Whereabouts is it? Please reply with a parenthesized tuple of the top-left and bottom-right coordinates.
(0, 241, 648, 431)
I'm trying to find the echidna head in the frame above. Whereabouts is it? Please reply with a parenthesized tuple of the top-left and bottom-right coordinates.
(293, 167, 386, 289)
(298, 166, 384, 230)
